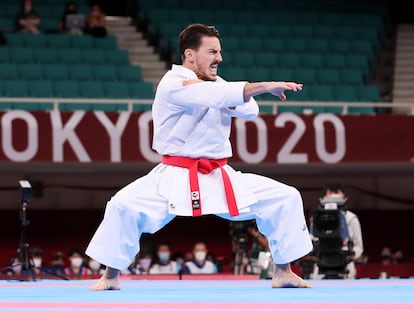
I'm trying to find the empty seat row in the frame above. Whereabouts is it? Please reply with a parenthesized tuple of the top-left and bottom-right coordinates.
(220, 37, 377, 56)
(139, 0, 387, 14)
(0, 47, 130, 65)
(4, 34, 118, 49)
(220, 52, 372, 72)
(0, 63, 143, 82)
(0, 79, 154, 99)
(219, 67, 366, 86)
(145, 8, 385, 30)
(255, 84, 381, 103)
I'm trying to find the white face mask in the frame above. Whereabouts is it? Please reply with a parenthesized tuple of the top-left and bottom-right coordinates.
(89, 260, 101, 271)
(158, 252, 170, 262)
(12, 263, 22, 274)
(195, 251, 207, 262)
(71, 257, 83, 268)
(32, 258, 42, 268)
(139, 258, 151, 270)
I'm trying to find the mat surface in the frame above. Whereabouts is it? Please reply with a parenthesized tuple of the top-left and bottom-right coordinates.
(1, 278, 413, 311)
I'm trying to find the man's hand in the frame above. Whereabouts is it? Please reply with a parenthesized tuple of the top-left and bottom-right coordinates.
(267, 82, 303, 101)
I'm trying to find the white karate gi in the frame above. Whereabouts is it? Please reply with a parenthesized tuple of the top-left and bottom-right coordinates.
(85, 65, 313, 270)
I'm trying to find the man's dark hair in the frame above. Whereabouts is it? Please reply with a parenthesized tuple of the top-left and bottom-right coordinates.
(178, 23, 220, 61)
(324, 182, 345, 194)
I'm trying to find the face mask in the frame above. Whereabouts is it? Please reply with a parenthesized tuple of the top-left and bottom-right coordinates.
(158, 252, 170, 262)
(33, 258, 42, 268)
(12, 264, 22, 274)
(89, 260, 101, 271)
(71, 257, 83, 268)
(195, 251, 207, 262)
(139, 258, 151, 270)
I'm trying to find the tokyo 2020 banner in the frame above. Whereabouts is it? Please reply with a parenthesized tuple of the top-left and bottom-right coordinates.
(0, 110, 412, 164)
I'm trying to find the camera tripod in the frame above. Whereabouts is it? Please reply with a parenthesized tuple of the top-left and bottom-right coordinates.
(0, 180, 68, 281)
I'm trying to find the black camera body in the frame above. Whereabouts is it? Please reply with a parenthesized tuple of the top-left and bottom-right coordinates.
(312, 196, 354, 279)
(229, 220, 256, 252)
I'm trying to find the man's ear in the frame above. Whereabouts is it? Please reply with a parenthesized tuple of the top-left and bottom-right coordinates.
(184, 49, 194, 62)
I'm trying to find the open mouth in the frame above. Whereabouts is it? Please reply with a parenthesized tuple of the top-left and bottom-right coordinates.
(210, 63, 218, 75)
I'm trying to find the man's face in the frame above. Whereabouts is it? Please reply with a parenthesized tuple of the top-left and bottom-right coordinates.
(325, 190, 345, 198)
(186, 36, 222, 81)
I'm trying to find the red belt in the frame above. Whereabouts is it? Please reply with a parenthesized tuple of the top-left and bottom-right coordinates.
(162, 155, 239, 217)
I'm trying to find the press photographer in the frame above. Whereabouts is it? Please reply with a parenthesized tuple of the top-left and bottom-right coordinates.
(309, 183, 363, 279)
(230, 220, 272, 277)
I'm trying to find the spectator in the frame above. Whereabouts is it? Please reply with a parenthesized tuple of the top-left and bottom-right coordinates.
(134, 251, 153, 275)
(65, 248, 92, 277)
(149, 242, 181, 274)
(393, 249, 404, 264)
(58, 1, 84, 35)
(29, 247, 46, 275)
(381, 247, 393, 265)
(49, 251, 66, 277)
(85, 4, 107, 37)
(16, 0, 42, 34)
(7, 254, 23, 276)
(182, 242, 218, 274)
(87, 257, 105, 275)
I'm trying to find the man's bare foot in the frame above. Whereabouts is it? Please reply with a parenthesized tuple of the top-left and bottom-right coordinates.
(271, 263, 312, 288)
(90, 267, 121, 291)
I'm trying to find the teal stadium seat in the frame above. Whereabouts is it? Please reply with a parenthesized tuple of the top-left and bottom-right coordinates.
(104, 50, 130, 65)
(17, 63, 44, 80)
(58, 49, 82, 64)
(248, 68, 269, 82)
(43, 64, 69, 80)
(70, 35, 95, 49)
(28, 80, 54, 98)
(317, 69, 341, 85)
(68, 64, 93, 81)
(94, 36, 118, 49)
(219, 67, 247, 81)
(5, 34, 25, 46)
(103, 81, 130, 98)
(9, 47, 34, 63)
(46, 35, 71, 49)
(53, 80, 80, 98)
(78, 81, 105, 98)
(333, 85, 359, 103)
(256, 52, 277, 67)
(287, 38, 308, 54)
(300, 53, 324, 69)
(33, 48, 59, 64)
(309, 85, 335, 102)
(93, 65, 118, 81)
(323, 54, 347, 69)
(261, 38, 285, 53)
(116, 65, 143, 82)
(292, 68, 316, 85)
(340, 69, 365, 85)
(0, 47, 10, 63)
(128, 81, 154, 99)
(277, 53, 301, 68)
(0, 63, 18, 79)
(2, 80, 29, 97)
(23, 34, 47, 48)
(81, 49, 106, 65)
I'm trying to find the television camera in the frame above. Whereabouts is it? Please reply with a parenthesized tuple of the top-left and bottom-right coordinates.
(311, 195, 354, 279)
(229, 220, 257, 275)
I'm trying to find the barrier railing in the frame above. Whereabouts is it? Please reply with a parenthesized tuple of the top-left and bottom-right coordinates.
(0, 97, 413, 115)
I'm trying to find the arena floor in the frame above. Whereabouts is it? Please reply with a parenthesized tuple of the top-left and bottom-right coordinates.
(0, 276, 413, 311)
